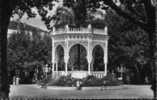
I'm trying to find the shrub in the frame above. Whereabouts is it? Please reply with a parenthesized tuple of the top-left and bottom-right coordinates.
(47, 75, 77, 86)
(81, 75, 103, 86)
(36, 74, 53, 86)
(37, 73, 123, 87)
(101, 73, 123, 86)
(82, 73, 123, 86)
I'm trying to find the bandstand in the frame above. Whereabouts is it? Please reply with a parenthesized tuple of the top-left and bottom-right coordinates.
(51, 24, 109, 78)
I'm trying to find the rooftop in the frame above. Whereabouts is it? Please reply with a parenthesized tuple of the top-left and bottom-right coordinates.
(8, 21, 48, 33)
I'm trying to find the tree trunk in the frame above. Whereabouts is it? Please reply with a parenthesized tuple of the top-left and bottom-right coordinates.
(147, 18, 157, 98)
(141, 6, 157, 99)
(134, 64, 141, 84)
(153, 6, 157, 98)
(0, 1, 12, 98)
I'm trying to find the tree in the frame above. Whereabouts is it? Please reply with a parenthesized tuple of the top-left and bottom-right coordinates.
(7, 26, 51, 84)
(103, 8, 150, 84)
(51, 6, 75, 27)
(61, 0, 156, 97)
(111, 29, 149, 83)
(98, 0, 156, 97)
(0, 0, 156, 98)
(0, 0, 54, 97)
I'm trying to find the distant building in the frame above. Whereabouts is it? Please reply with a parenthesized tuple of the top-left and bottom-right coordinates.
(8, 21, 49, 39)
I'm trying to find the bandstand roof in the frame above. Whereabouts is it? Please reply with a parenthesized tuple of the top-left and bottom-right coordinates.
(51, 24, 108, 36)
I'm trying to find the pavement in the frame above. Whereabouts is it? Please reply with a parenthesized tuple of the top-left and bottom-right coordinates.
(9, 84, 154, 99)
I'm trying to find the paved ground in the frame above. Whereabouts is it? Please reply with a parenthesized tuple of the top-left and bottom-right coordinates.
(9, 84, 153, 99)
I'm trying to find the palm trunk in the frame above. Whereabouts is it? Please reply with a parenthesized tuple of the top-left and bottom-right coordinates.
(0, 1, 12, 98)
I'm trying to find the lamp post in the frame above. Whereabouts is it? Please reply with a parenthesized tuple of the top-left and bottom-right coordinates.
(117, 65, 125, 81)
(45, 64, 48, 79)
(151, 0, 157, 98)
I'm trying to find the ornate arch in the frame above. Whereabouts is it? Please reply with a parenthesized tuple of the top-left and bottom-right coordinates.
(92, 45, 104, 71)
(91, 42, 106, 52)
(55, 45, 64, 55)
(92, 45, 104, 56)
(55, 45, 65, 71)
(68, 43, 88, 71)
(68, 40, 88, 53)
(54, 42, 66, 53)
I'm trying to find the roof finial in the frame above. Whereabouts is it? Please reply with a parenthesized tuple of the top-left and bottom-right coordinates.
(104, 26, 108, 35)
(53, 26, 56, 32)
(88, 24, 92, 32)
(65, 24, 69, 32)
(52, 26, 56, 35)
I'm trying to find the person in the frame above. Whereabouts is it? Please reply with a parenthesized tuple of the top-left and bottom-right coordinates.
(76, 80, 82, 90)
(151, 76, 155, 95)
(16, 76, 20, 85)
(13, 76, 16, 85)
(100, 80, 106, 91)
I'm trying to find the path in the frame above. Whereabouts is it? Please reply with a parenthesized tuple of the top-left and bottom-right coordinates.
(9, 84, 153, 99)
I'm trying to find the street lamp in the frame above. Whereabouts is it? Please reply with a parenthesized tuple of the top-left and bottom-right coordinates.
(45, 64, 48, 79)
(117, 65, 125, 81)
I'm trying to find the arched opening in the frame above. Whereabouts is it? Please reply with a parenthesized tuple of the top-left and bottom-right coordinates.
(92, 45, 104, 71)
(55, 45, 64, 70)
(68, 44, 88, 71)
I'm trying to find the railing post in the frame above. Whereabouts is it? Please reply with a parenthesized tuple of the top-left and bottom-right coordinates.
(87, 38, 92, 75)
(64, 37, 69, 76)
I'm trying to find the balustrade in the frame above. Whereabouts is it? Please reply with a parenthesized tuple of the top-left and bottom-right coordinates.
(52, 25, 107, 35)
(52, 71, 106, 79)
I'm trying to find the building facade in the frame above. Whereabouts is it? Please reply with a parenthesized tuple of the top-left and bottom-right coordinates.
(8, 21, 48, 39)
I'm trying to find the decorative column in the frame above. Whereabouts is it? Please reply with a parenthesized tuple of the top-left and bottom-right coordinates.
(52, 38, 55, 77)
(54, 50, 58, 72)
(104, 26, 108, 76)
(64, 37, 69, 75)
(91, 59, 94, 71)
(87, 38, 92, 75)
(104, 40, 108, 76)
(56, 58, 58, 72)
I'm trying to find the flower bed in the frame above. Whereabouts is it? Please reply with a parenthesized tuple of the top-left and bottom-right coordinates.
(37, 73, 123, 87)
(47, 75, 77, 86)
